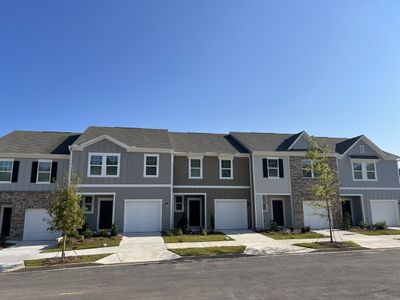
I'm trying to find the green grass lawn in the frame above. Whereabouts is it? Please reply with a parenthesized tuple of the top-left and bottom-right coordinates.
(24, 254, 110, 268)
(294, 241, 361, 250)
(171, 246, 246, 256)
(262, 232, 327, 240)
(40, 236, 122, 253)
(350, 229, 400, 236)
(163, 232, 232, 243)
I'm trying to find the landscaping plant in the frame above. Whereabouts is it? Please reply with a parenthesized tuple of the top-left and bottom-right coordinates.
(82, 228, 93, 239)
(342, 212, 352, 230)
(111, 223, 118, 236)
(375, 221, 388, 230)
(270, 221, 280, 232)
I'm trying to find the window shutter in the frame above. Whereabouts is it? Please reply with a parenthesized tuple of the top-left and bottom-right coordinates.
(51, 162, 58, 182)
(262, 159, 268, 178)
(278, 159, 284, 178)
(30, 162, 38, 183)
(11, 161, 20, 182)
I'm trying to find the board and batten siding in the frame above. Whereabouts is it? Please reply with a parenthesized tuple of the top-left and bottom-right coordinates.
(72, 139, 172, 185)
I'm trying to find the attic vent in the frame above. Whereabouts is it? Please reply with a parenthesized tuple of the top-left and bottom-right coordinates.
(360, 145, 365, 153)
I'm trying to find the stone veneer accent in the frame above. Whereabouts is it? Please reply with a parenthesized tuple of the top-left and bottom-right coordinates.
(0, 192, 53, 240)
(289, 156, 342, 228)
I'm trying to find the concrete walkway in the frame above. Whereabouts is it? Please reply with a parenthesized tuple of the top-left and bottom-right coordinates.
(98, 233, 180, 264)
(223, 230, 315, 255)
(165, 240, 241, 249)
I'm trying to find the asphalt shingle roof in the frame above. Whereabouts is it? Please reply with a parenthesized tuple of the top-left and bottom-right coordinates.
(0, 131, 80, 155)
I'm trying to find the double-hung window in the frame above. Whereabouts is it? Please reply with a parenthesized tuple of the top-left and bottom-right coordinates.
(267, 158, 279, 178)
(0, 159, 13, 182)
(37, 160, 52, 183)
(220, 158, 233, 179)
(175, 196, 184, 212)
(82, 196, 94, 214)
(352, 161, 377, 181)
(144, 154, 159, 177)
(189, 158, 202, 179)
(302, 159, 317, 178)
(88, 153, 120, 177)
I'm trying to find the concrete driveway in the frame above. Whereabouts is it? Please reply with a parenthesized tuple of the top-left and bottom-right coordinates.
(0, 241, 53, 272)
(98, 232, 179, 264)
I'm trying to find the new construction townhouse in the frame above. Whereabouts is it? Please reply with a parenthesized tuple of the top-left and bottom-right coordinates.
(1, 126, 399, 240)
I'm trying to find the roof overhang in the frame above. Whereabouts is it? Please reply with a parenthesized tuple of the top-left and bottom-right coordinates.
(0, 153, 70, 159)
(341, 135, 395, 160)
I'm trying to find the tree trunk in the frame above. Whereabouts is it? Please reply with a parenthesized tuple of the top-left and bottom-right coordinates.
(327, 204, 333, 244)
(62, 234, 67, 260)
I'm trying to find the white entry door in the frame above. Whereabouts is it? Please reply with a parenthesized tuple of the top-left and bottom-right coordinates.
(303, 201, 329, 229)
(23, 209, 61, 241)
(124, 200, 162, 232)
(370, 200, 400, 226)
(214, 199, 248, 230)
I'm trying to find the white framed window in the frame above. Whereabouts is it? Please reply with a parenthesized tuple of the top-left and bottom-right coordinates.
(189, 158, 202, 179)
(144, 154, 159, 177)
(37, 160, 52, 183)
(352, 161, 377, 181)
(82, 195, 94, 214)
(175, 195, 184, 212)
(0, 159, 14, 183)
(262, 195, 268, 212)
(267, 158, 279, 178)
(302, 159, 318, 178)
(219, 158, 233, 179)
(88, 153, 120, 177)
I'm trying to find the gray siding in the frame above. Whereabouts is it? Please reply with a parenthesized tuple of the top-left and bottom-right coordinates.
(290, 136, 310, 150)
(72, 139, 172, 184)
(0, 158, 69, 192)
(173, 156, 250, 186)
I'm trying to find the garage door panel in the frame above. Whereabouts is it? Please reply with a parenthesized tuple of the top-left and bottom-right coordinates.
(23, 209, 61, 241)
(303, 201, 329, 229)
(370, 200, 400, 226)
(124, 200, 162, 232)
(215, 200, 248, 230)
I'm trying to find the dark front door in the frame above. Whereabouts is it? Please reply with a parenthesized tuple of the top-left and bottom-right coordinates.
(342, 200, 352, 222)
(1, 207, 12, 237)
(272, 200, 284, 226)
(99, 201, 113, 229)
(189, 199, 201, 227)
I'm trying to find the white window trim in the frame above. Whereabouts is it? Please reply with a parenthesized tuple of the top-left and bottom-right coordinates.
(266, 157, 280, 179)
(301, 159, 317, 179)
(143, 154, 160, 178)
(36, 159, 52, 184)
(83, 195, 94, 214)
(351, 160, 378, 182)
(174, 195, 184, 212)
(0, 158, 14, 183)
(188, 157, 203, 179)
(219, 158, 233, 180)
(87, 153, 121, 178)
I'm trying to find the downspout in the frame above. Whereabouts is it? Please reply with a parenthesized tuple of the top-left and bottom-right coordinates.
(170, 152, 174, 229)
(250, 154, 257, 229)
(68, 145, 73, 184)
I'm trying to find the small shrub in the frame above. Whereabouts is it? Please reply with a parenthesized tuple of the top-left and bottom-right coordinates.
(68, 231, 80, 238)
(289, 226, 295, 232)
(98, 229, 108, 237)
(359, 221, 366, 229)
(270, 221, 280, 232)
(301, 226, 311, 233)
(176, 227, 183, 236)
(200, 228, 207, 236)
(342, 212, 352, 230)
(375, 221, 387, 230)
(177, 216, 188, 231)
(165, 230, 174, 236)
(111, 223, 118, 236)
(82, 228, 93, 238)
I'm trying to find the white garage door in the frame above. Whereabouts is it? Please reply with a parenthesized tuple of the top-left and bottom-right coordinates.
(303, 201, 329, 229)
(124, 200, 162, 232)
(23, 209, 61, 241)
(370, 200, 400, 226)
(215, 199, 248, 230)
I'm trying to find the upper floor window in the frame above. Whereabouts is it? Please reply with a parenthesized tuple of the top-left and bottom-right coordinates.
(144, 154, 159, 177)
(37, 160, 52, 183)
(175, 195, 184, 212)
(88, 153, 120, 177)
(267, 158, 279, 178)
(0, 159, 13, 182)
(352, 161, 377, 181)
(189, 158, 202, 179)
(302, 159, 318, 179)
(220, 158, 233, 179)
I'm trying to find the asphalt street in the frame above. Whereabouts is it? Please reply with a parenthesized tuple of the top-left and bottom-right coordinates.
(1, 249, 400, 300)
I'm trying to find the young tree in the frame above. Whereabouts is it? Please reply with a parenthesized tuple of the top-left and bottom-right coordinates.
(306, 137, 340, 243)
(46, 174, 85, 259)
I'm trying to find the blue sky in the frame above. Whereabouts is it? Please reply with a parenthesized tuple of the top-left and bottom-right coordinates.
(1, 1, 399, 154)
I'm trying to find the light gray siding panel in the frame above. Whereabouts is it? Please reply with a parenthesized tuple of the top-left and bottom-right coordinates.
(291, 136, 310, 150)
(253, 156, 291, 194)
(173, 156, 250, 186)
(72, 139, 172, 184)
(0, 158, 69, 192)
(346, 140, 379, 157)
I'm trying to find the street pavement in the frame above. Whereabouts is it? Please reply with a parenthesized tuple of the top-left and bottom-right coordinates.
(1, 248, 400, 299)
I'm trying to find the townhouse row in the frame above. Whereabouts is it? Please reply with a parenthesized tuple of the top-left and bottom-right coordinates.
(0, 126, 399, 240)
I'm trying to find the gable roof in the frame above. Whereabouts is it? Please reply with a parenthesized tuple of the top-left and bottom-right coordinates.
(0, 131, 80, 155)
(73, 126, 173, 150)
(169, 132, 248, 154)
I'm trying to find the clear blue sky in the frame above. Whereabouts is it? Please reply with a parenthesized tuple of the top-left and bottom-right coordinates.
(1, 1, 400, 154)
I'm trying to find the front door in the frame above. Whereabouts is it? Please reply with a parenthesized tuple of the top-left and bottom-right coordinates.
(1, 207, 12, 237)
(188, 199, 201, 227)
(342, 200, 352, 223)
(272, 200, 284, 226)
(99, 201, 113, 229)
